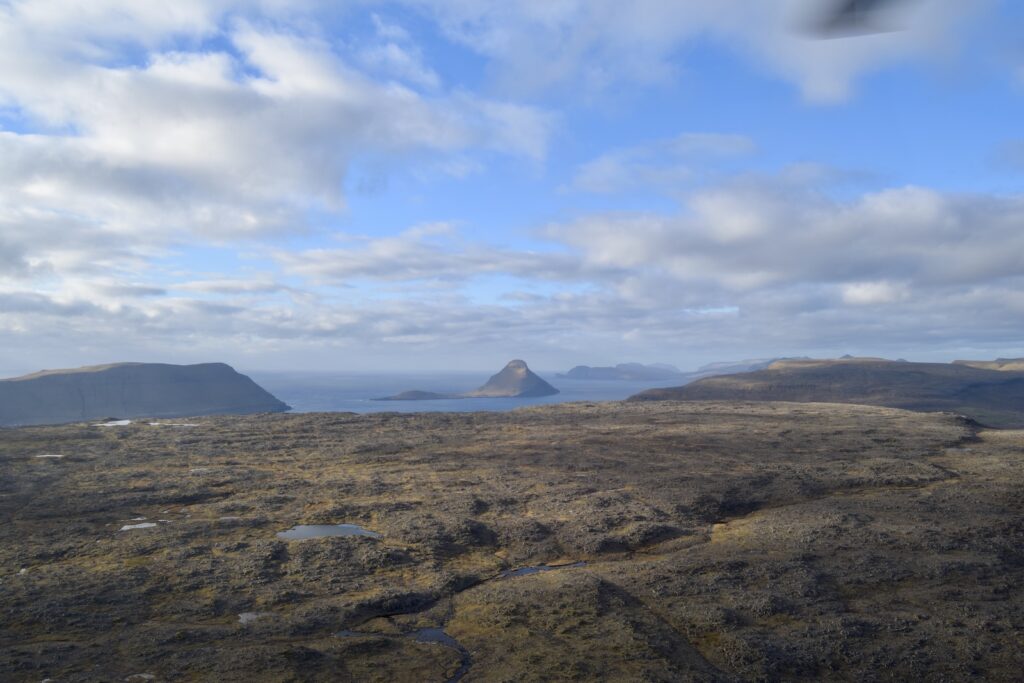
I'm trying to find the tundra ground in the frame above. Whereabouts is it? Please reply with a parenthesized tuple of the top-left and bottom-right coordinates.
(2, 402, 1022, 681)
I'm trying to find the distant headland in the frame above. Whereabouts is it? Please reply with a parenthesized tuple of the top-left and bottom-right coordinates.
(629, 356, 1024, 428)
(558, 363, 684, 381)
(556, 358, 805, 382)
(0, 362, 290, 427)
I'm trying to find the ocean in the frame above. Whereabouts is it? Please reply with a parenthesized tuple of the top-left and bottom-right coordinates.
(250, 371, 691, 414)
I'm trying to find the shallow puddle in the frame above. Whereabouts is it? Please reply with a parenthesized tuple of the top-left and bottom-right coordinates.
(276, 524, 382, 540)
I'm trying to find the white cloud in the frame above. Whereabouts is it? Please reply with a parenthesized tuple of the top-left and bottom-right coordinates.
(372, 13, 411, 42)
(357, 42, 441, 89)
(175, 278, 291, 295)
(0, 1, 1018, 373)
(0, 1, 556, 316)
(0, 4, 553, 218)
(405, 0, 988, 102)
(274, 224, 591, 285)
(553, 181, 1024, 292)
(841, 281, 910, 306)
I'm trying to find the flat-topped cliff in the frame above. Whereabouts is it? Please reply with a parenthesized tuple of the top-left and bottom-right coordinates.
(0, 362, 290, 426)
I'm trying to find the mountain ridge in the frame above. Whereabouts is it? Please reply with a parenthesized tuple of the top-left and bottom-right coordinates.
(629, 357, 1024, 427)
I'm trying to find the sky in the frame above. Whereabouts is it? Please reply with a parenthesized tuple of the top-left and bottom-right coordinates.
(1, 0, 1024, 375)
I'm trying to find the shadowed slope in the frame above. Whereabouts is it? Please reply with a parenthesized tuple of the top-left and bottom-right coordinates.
(0, 362, 290, 426)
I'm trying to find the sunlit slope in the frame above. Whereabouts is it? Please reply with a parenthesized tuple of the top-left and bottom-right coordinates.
(631, 358, 1024, 427)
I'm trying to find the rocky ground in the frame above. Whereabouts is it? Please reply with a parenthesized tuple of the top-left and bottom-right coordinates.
(1, 401, 1022, 681)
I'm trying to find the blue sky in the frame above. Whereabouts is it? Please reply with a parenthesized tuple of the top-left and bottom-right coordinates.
(1, 0, 1023, 375)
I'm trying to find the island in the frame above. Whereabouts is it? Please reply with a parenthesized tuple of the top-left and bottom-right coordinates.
(376, 359, 559, 400)
(0, 362, 290, 427)
(557, 358, 809, 382)
(558, 362, 685, 381)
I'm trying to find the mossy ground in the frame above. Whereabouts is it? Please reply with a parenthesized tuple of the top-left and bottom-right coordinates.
(2, 402, 1022, 681)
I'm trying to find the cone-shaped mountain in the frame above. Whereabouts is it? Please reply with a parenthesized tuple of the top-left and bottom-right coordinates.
(376, 360, 559, 400)
(464, 360, 559, 398)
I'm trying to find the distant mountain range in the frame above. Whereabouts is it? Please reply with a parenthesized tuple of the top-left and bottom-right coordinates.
(630, 356, 1024, 427)
(0, 362, 289, 427)
(376, 360, 558, 401)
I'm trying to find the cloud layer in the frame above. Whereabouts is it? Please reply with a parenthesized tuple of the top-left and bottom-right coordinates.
(0, 1, 1019, 373)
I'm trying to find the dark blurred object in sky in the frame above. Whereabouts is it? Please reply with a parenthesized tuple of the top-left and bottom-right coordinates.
(808, 0, 913, 38)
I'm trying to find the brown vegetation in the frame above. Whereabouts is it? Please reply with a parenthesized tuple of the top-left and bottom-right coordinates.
(2, 402, 1022, 681)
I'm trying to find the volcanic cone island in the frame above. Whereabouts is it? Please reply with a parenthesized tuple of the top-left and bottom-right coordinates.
(377, 359, 559, 400)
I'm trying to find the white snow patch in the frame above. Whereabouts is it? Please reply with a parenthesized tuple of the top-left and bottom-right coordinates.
(34, 454, 65, 459)
(119, 523, 158, 531)
(94, 419, 132, 427)
(148, 422, 198, 427)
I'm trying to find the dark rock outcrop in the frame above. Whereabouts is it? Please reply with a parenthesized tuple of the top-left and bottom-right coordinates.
(0, 362, 290, 426)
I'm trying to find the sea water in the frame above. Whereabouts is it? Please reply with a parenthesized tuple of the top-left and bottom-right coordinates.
(251, 372, 691, 415)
